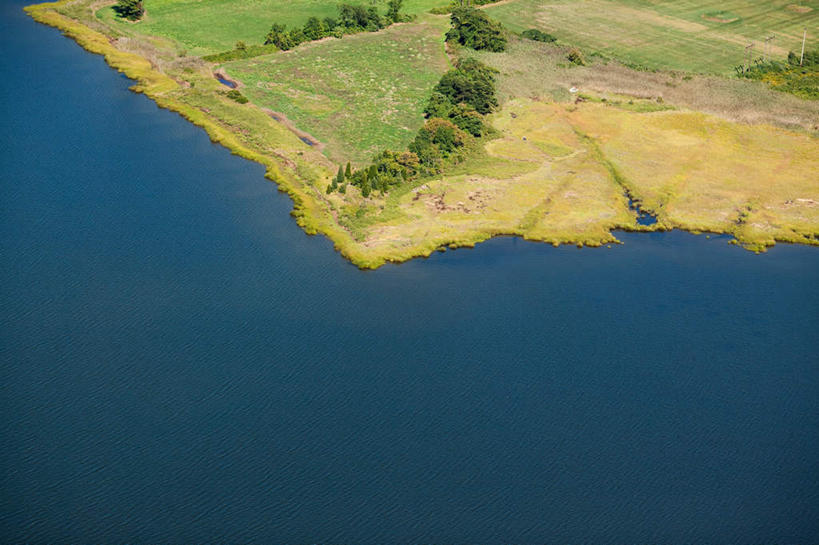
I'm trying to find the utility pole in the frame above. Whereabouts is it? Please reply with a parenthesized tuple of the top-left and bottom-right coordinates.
(764, 34, 775, 62)
(800, 28, 807, 65)
(745, 42, 754, 72)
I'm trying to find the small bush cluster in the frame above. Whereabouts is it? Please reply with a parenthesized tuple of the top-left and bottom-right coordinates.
(445, 7, 507, 52)
(567, 48, 585, 66)
(225, 89, 249, 104)
(326, 58, 499, 196)
(264, 1, 409, 51)
(521, 28, 556, 43)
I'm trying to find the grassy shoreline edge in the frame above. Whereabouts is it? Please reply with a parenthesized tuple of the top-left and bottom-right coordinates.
(23, 1, 385, 268)
(24, 2, 818, 268)
(25, 1, 542, 269)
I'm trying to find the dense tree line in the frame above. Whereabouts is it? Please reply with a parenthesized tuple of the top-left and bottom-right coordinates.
(114, 0, 144, 21)
(326, 9, 504, 196)
(265, 0, 409, 51)
(326, 57, 499, 196)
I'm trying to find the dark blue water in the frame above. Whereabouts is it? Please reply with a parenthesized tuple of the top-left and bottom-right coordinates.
(215, 74, 237, 88)
(629, 198, 659, 226)
(2, 3, 819, 543)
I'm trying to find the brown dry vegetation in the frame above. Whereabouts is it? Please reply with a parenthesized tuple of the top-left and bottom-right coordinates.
(470, 38, 819, 133)
(347, 98, 818, 260)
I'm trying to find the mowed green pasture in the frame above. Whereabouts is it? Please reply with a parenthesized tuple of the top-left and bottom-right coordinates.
(97, 0, 450, 55)
(485, 0, 818, 74)
(224, 19, 450, 164)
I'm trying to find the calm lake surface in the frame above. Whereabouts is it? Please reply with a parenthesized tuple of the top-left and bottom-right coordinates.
(2, 3, 818, 543)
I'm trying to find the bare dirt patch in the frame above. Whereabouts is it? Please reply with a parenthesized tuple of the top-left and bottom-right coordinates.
(786, 4, 813, 13)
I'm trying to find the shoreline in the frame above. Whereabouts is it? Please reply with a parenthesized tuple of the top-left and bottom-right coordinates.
(24, 1, 819, 268)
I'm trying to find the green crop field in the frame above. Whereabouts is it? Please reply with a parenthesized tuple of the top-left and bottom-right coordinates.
(96, 0, 450, 55)
(224, 18, 450, 164)
(484, 0, 818, 74)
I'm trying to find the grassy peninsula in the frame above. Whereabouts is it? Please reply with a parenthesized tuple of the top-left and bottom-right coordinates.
(25, 0, 819, 267)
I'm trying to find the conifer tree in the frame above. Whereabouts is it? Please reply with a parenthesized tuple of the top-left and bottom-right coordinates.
(336, 165, 345, 183)
(115, 0, 144, 20)
(387, 0, 404, 23)
(345, 162, 352, 178)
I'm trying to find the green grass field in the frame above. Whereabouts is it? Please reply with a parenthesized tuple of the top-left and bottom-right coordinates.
(224, 18, 450, 164)
(97, 0, 450, 55)
(485, 0, 818, 74)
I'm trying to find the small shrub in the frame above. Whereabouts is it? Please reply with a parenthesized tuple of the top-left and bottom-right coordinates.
(567, 48, 585, 66)
(226, 90, 249, 104)
(521, 28, 556, 43)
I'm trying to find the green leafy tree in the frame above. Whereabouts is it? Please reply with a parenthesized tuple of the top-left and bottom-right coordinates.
(339, 4, 372, 28)
(434, 58, 498, 114)
(303, 17, 328, 41)
(264, 24, 294, 50)
(365, 6, 384, 30)
(114, 0, 144, 20)
(449, 104, 485, 136)
(289, 28, 307, 47)
(424, 92, 454, 118)
(446, 8, 506, 52)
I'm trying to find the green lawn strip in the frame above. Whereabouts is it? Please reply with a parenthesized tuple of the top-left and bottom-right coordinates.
(485, 0, 818, 74)
(98, 0, 452, 55)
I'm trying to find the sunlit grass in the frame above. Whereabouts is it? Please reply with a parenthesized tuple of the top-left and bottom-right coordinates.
(224, 19, 450, 165)
(485, 0, 818, 74)
(96, 0, 451, 55)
